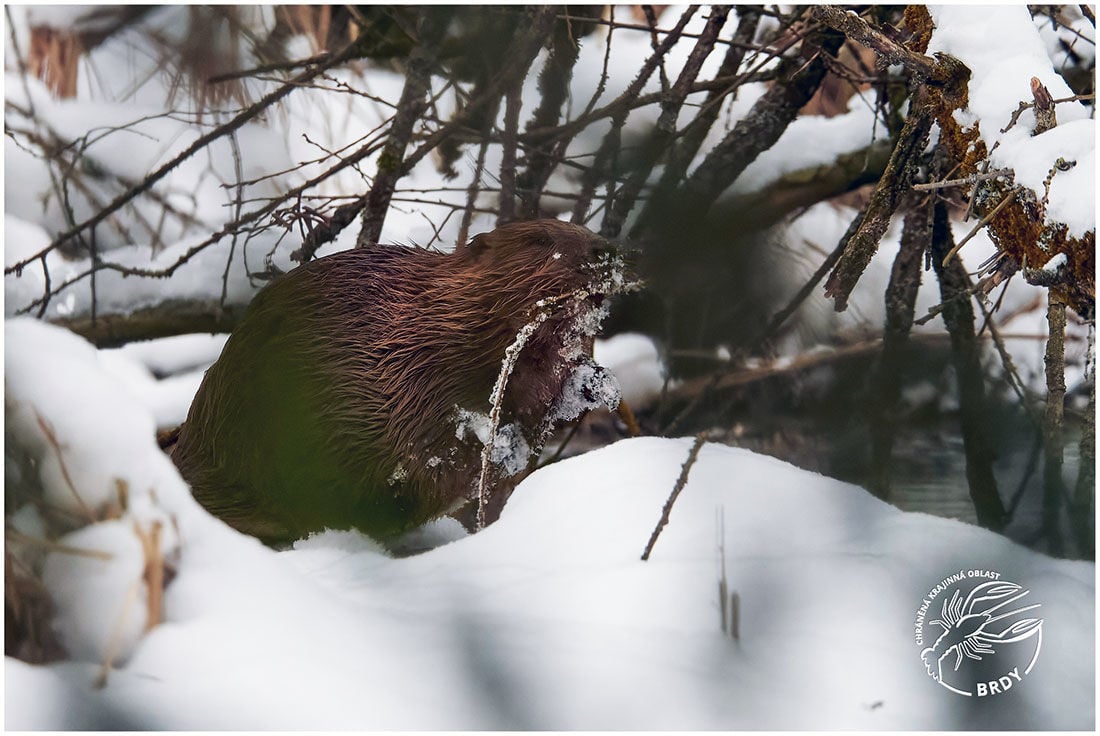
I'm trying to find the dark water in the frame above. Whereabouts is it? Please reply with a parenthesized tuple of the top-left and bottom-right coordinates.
(577, 383, 1091, 558)
(889, 423, 1084, 547)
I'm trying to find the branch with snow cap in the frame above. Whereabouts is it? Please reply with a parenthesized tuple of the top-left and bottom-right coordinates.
(923, 5, 1095, 315)
(815, 5, 1094, 316)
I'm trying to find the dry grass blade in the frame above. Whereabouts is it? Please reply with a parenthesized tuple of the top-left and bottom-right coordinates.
(33, 410, 96, 523)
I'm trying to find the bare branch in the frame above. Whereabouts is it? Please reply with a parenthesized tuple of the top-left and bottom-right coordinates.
(666, 21, 846, 220)
(52, 300, 246, 348)
(812, 6, 954, 83)
(870, 198, 929, 500)
(601, 6, 731, 238)
(824, 87, 934, 311)
(6, 36, 368, 277)
(641, 433, 707, 561)
(571, 6, 701, 224)
(1030, 76, 1058, 135)
(652, 7, 762, 195)
(941, 188, 1018, 265)
(1043, 292, 1068, 555)
(356, 8, 450, 247)
(929, 197, 1007, 531)
(496, 84, 523, 225)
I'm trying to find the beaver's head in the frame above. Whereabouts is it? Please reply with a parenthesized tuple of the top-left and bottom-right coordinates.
(455, 220, 631, 327)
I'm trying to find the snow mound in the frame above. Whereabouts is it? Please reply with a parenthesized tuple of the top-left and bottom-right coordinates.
(4, 344, 1093, 734)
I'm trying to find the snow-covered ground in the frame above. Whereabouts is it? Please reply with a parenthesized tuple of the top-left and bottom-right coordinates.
(4, 319, 1095, 730)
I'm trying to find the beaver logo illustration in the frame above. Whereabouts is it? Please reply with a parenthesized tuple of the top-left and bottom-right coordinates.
(913, 569, 1043, 697)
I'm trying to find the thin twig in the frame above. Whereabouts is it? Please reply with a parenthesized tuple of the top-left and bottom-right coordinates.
(457, 131, 491, 247)
(751, 210, 862, 351)
(941, 188, 1018, 265)
(6, 36, 366, 276)
(94, 578, 142, 688)
(912, 169, 1012, 191)
(208, 50, 333, 84)
(475, 285, 627, 528)
(641, 432, 707, 560)
(497, 83, 522, 224)
(651, 7, 762, 197)
(673, 17, 844, 220)
(539, 418, 585, 468)
(601, 5, 730, 237)
(617, 400, 642, 437)
(133, 520, 165, 632)
(572, 6, 700, 224)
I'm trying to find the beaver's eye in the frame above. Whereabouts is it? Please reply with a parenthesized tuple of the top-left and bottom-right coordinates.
(530, 228, 554, 250)
(590, 241, 614, 258)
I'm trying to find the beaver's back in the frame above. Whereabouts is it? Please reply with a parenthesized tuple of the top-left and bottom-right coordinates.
(173, 246, 460, 542)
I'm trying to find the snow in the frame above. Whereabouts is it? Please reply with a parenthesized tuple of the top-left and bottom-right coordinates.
(41, 520, 150, 665)
(593, 332, 665, 406)
(487, 423, 531, 477)
(551, 361, 622, 423)
(6, 319, 173, 515)
(928, 5, 1096, 237)
(109, 332, 227, 376)
(732, 95, 890, 194)
(5, 320, 188, 669)
(4, 319, 1094, 730)
(1041, 251, 1069, 272)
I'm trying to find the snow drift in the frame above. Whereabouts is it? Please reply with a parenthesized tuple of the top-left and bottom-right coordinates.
(4, 319, 1093, 730)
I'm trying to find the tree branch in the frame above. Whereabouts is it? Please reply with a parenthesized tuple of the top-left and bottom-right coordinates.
(668, 22, 846, 219)
(357, 8, 450, 247)
(571, 6, 700, 224)
(52, 300, 246, 348)
(869, 198, 928, 500)
(601, 6, 730, 238)
(6, 35, 368, 277)
(930, 197, 1007, 532)
(811, 6, 953, 84)
(641, 432, 707, 561)
(823, 87, 933, 311)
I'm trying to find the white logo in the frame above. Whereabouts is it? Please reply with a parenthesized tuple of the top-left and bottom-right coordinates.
(913, 569, 1043, 697)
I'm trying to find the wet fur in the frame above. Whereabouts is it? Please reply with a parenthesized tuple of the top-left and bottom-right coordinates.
(173, 220, 613, 543)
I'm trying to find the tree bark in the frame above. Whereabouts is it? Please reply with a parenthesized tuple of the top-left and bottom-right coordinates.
(869, 201, 927, 500)
(930, 198, 1006, 531)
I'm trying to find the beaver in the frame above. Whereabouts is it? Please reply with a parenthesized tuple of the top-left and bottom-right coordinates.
(172, 219, 630, 544)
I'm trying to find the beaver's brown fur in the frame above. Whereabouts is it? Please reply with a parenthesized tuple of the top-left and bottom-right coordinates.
(172, 220, 625, 543)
